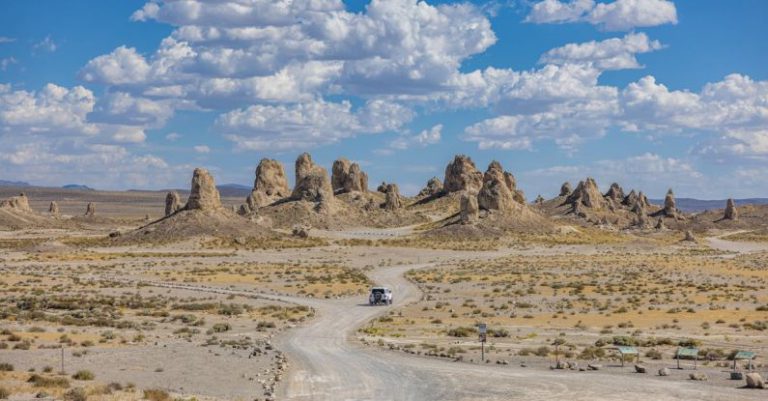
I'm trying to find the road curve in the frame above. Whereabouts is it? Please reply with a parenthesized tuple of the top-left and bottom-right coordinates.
(274, 264, 764, 401)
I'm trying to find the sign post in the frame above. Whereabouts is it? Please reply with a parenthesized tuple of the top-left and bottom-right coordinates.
(478, 323, 487, 362)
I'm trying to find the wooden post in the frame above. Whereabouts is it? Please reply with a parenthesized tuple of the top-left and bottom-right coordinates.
(60, 344, 64, 373)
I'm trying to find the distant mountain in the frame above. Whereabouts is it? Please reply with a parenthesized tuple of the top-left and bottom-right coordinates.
(62, 184, 95, 191)
(649, 198, 768, 213)
(216, 183, 251, 197)
(0, 180, 30, 187)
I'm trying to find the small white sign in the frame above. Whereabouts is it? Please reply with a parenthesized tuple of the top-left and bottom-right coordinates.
(477, 323, 487, 334)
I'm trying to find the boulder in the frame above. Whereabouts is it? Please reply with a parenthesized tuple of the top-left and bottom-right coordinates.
(291, 225, 310, 238)
(418, 177, 443, 197)
(165, 191, 181, 216)
(382, 183, 402, 211)
(655, 218, 665, 230)
(250, 158, 290, 208)
(567, 178, 606, 210)
(658, 368, 669, 376)
(724, 198, 738, 220)
(684, 230, 697, 242)
(560, 182, 572, 197)
(443, 155, 483, 193)
(49, 201, 60, 217)
(689, 372, 708, 381)
(745, 372, 765, 389)
(634, 364, 647, 374)
(238, 204, 250, 216)
(84, 202, 96, 217)
(185, 168, 222, 210)
(0, 193, 32, 212)
(459, 192, 479, 224)
(291, 153, 335, 208)
(587, 364, 601, 371)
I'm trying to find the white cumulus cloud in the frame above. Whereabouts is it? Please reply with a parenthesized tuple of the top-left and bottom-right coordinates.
(526, 0, 677, 31)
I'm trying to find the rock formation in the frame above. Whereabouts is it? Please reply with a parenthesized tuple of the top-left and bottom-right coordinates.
(185, 168, 222, 211)
(85, 202, 96, 217)
(332, 158, 368, 194)
(605, 183, 624, 202)
(331, 158, 351, 192)
(662, 189, 678, 218)
(381, 183, 402, 211)
(443, 155, 483, 193)
(684, 230, 696, 242)
(250, 158, 290, 208)
(49, 201, 60, 217)
(291, 153, 335, 211)
(0, 193, 32, 212)
(418, 177, 443, 197)
(724, 198, 738, 220)
(655, 218, 665, 230)
(560, 182, 572, 197)
(459, 192, 479, 224)
(478, 161, 519, 212)
(567, 178, 606, 210)
(165, 192, 181, 216)
(376, 182, 388, 193)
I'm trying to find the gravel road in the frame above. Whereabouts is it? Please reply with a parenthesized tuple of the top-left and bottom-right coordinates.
(274, 264, 765, 401)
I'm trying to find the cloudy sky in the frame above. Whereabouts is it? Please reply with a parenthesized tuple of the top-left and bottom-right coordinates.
(1, 0, 766, 199)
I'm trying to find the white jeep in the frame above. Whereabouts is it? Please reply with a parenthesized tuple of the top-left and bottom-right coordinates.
(369, 287, 393, 305)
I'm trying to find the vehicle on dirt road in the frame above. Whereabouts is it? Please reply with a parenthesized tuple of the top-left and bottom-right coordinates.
(369, 287, 393, 305)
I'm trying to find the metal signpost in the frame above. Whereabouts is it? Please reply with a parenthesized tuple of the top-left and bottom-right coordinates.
(478, 323, 487, 362)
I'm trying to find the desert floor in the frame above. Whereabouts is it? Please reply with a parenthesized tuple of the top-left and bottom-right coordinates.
(1, 190, 767, 401)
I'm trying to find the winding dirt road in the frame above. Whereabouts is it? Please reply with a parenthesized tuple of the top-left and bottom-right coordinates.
(274, 264, 764, 401)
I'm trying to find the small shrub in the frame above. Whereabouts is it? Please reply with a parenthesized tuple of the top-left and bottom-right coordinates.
(211, 323, 231, 333)
(0, 387, 10, 399)
(28, 374, 70, 388)
(0, 363, 13, 371)
(143, 388, 170, 401)
(446, 326, 477, 337)
(645, 349, 662, 360)
(72, 370, 95, 380)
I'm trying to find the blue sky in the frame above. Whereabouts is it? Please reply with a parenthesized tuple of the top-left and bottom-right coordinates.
(1, 0, 767, 199)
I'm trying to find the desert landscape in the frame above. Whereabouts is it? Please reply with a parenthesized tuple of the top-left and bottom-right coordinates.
(3, 0, 768, 400)
(1, 153, 766, 401)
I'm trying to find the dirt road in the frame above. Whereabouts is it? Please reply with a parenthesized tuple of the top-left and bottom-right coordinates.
(274, 264, 764, 401)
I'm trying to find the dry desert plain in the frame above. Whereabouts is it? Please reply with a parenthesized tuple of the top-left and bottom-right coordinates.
(1, 155, 767, 401)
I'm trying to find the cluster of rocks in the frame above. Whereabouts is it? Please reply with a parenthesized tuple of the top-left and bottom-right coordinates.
(443, 155, 483, 194)
(456, 159, 527, 225)
(381, 183, 402, 211)
(417, 177, 443, 197)
(331, 158, 368, 194)
(724, 198, 738, 220)
(560, 178, 665, 228)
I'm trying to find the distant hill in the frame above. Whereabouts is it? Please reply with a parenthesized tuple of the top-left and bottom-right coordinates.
(0, 180, 30, 187)
(649, 198, 768, 213)
(217, 183, 251, 197)
(62, 184, 95, 191)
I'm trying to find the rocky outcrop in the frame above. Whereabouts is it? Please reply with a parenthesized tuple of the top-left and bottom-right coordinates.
(443, 155, 483, 193)
(684, 230, 696, 242)
(605, 183, 624, 202)
(376, 182, 388, 193)
(251, 158, 290, 208)
(567, 178, 606, 210)
(331, 158, 351, 192)
(291, 153, 335, 211)
(655, 218, 665, 230)
(165, 192, 181, 216)
(459, 192, 479, 224)
(478, 161, 519, 212)
(0, 193, 32, 212)
(662, 189, 679, 218)
(49, 201, 60, 217)
(745, 372, 765, 389)
(185, 168, 222, 211)
(724, 198, 738, 220)
(381, 183, 402, 211)
(332, 158, 368, 194)
(85, 202, 96, 217)
(560, 182, 572, 197)
(418, 177, 443, 197)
